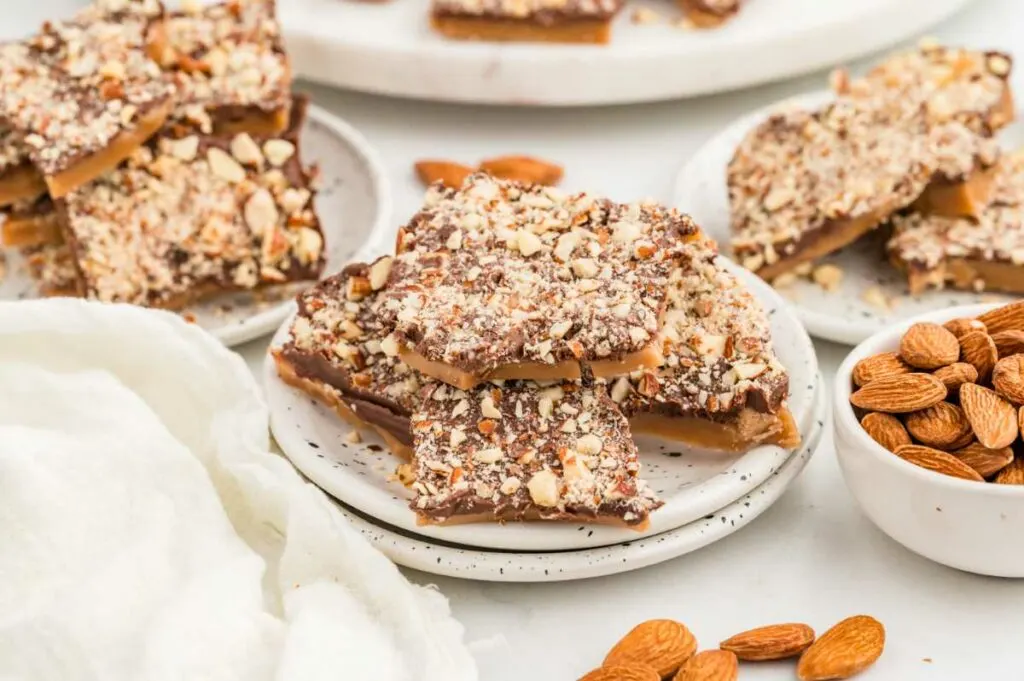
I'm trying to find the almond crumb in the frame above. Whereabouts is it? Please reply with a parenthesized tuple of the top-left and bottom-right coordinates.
(861, 285, 891, 311)
(812, 264, 844, 292)
(345, 431, 363, 444)
(631, 7, 661, 24)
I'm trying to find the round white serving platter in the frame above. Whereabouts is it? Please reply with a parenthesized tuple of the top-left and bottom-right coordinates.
(325, 380, 826, 582)
(265, 257, 820, 552)
(674, 91, 1023, 346)
(280, 0, 975, 106)
(0, 104, 392, 347)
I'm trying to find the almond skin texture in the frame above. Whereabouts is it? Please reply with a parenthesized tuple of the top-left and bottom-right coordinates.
(959, 330, 999, 382)
(960, 383, 1019, 449)
(673, 650, 737, 681)
(904, 402, 972, 450)
(978, 300, 1024, 335)
(604, 620, 697, 678)
(579, 666, 660, 681)
(478, 155, 563, 186)
(896, 444, 985, 482)
(849, 373, 946, 413)
(944, 317, 986, 339)
(851, 352, 912, 387)
(900, 322, 961, 369)
(954, 442, 1014, 478)
(995, 455, 1024, 485)
(720, 623, 815, 661)
(932, 362, 978, 392)
(797, 616, 885, 681)
(860, 413, 911, 453)
(414, 160, 472, 189)
(992, 355, 1024, 405)
(992, 330, 1024, 358)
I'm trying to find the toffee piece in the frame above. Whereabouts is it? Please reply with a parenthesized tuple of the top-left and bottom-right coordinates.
(383, 173, 703, 390)
(430, 0, 621, 44)
(0, 128, 45, 208)
(0, 195, 58, 248)
(0, 0, 176, 198)
(56, 101, 323, 308)
(154, 0, 293, 136)
(889, 151, 1024, 295)
(678, 0, 740, 28)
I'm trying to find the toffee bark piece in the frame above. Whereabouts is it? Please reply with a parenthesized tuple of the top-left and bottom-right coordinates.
(0, 1, 176, 198)
(430, 0, 621, 44)
(613, 247, 799, 451)
(678, 0, 740, 28)
(0, 128, 45, 208)
(1, 195, 59, 248)
(56, 106, 323, 309)
(154, 0, 293, 136)
(411, 379, 660, 528)
(889, 151, 1024, 295)
(21, 242, 80, 297)
(729, 45, 1013, 281)
(383, 173, 702, 390)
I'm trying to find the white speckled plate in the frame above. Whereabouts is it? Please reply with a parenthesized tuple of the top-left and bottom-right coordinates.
(0, 104, 392, 347)
(265, 257, 820, 552)
(318, 382, 826, 583)
(674, 90, 1024, 346)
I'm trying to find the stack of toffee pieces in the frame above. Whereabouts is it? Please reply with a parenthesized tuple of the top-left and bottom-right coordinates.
(730, 42, 1022, 296)
(0, 0, 325, 310)
(275, 174, 800, 529)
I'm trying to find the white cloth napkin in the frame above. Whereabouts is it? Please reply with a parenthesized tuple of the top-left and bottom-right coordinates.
(0, 300, 477, 681)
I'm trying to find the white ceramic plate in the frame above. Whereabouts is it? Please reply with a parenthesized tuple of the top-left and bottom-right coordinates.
(0, 104, 392, 347)
(323, 381, 826, 582)
(674, 90, 1023, 346)
(265, 257, 820, 551)
(280, 0, 975, 106)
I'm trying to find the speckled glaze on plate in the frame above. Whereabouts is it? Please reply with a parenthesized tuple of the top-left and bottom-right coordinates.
(673, 91, 1023, 346)
(265, 257, 819, 552)
(320, 382, 826, 583)
(0, 104, 393, 347)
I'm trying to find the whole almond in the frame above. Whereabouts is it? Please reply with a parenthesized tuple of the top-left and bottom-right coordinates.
(720, 623, 815, 661)
(899, 322, 960, 369)
(977, 300, 1024, 334)
(604, 620, 697, 678)
(992, 330, 1024, 358)
(960, 383, 1019, 449)
(479, 155, 563, 186)
(992, 354, 1024, 405)
(797, 616, 885, 681)
(579, 666, 660, 681)
(672, 650, 737, 681)
(860, 413, 911, 452)
(954, 442, 1014, 478)
(904, 402, 972, 450)
(932, 362, 978, 392)
(414, 160, 473, 188)
(959, 330, 998, 381)
(944, 317, 986, 339)
(994, 455, 1024, 485)
(849, 373, 946, 413)
(851, 352, 912, 387)
(895, 444, 985, 482)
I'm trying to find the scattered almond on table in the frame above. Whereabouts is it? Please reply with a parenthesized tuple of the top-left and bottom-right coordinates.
(576, 616, 884, 680)
(850, 300, 1024, 484)
(414, 155, 563, 188)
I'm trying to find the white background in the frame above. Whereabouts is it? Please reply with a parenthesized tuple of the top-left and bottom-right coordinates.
(11, 0, 1024, 677)
(260, 1, 1024, 678)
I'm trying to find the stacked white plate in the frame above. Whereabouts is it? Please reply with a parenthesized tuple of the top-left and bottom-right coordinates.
(264, 259, 828, 581)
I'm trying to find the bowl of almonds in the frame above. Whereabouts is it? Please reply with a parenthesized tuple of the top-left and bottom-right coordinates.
(834, 301, 1024, 577)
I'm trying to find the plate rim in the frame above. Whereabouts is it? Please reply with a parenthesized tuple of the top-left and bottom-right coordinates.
(212, 103, 393, 347)
(264, 256, 821, 551)
(325, 383, 827, 583)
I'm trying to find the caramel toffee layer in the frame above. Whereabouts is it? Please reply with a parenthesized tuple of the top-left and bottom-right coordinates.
(0, 195, 58, 247)
(678, 0, 741, 27)
(431, 0, 621, 24)
(56, 102, 322, 308)
(155, 0, 293, 135)
(889, 150, 1024, 295)
(0, 1, 176, 193)
(381, 173, 703, 388)
(729, 45, 1014, 280)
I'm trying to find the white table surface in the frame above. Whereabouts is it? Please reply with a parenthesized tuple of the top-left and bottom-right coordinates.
(227, 0, 1022, 677)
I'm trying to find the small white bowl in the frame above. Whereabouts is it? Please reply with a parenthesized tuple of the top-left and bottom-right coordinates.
(834, 303, 1024, 578)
